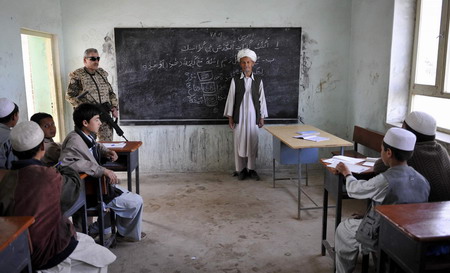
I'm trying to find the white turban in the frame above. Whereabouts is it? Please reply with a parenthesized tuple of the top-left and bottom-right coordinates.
(383, 128, 416, 151)
(10, 121, 44, 152)
(404, 111, 436, 136)
(237, 48, 257, 62)
(0, 98, 15, 118)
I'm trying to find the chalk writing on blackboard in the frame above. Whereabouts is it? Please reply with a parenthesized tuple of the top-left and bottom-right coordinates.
(114, 28, 301, 125)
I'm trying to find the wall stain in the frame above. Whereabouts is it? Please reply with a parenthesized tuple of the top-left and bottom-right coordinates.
(370, 72, 379, 85)
(300, 32, 317, 91)
(189, 130, 199, 163)
(316, 72, 339, 93)
(101, 31, 117, 87)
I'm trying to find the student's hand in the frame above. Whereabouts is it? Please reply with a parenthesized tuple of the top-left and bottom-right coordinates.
(336, 162, 351, 177)
(107, 150, 118, 162)
(111, 107, 119, 118)
(258, 118, 264, 128)
(228, 117, 235, 130)
(104, 169, 119, 184)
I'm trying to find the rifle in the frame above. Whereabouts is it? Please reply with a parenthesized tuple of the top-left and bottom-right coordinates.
(77, 91, 128, 141)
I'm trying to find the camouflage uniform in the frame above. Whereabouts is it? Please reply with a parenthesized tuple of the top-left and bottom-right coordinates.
(66, 67, 118, 141)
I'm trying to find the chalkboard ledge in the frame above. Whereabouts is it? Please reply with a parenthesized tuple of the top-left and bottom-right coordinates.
(119, 118, 298, 126)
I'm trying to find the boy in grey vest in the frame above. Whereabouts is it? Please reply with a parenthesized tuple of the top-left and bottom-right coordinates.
(334, 128, 430, 273)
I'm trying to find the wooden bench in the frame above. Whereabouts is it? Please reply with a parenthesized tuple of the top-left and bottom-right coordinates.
(332, 125, 384, 158)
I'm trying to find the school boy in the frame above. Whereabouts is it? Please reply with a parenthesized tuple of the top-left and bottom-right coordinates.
(374, 111, 450, 201)
(31, 112, 61, 166)
(0, 98, 19, 169)
(334, 128, 430, 273)
(0, 121, 116, 271)
(59, 103, 144, 242)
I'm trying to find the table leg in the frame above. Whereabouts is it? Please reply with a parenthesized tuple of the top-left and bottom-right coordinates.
(136, 165, 140, 194)
(127, 167, 132, 192)
(273, 158, 276, 188)
(322, 187, 328, 256)
(297, 149, 302, 219)
(336, 176, 343, 229)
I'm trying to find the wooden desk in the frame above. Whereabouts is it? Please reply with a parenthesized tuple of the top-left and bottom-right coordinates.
(0, 216, 35, 273)
(376, 202, 450, 273)
(320, 160, 375, 259)
(101, 141, 142, 194)
(265, 125, 352, 219)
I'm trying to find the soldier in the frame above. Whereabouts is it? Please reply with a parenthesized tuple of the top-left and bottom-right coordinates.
(66, 48, 118, 141)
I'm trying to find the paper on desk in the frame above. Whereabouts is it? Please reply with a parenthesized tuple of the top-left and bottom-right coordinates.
(103, 142, 126, 148)
(324, 159, 370, 173)
(365, 157, 379, 162)
(293, 134, 330, 142)
(332, 155, 365, 164)
(362, 161, 375, 167)
(296, 130, 320, 135)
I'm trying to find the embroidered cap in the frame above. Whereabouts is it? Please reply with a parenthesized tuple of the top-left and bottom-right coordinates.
(237, 48, 257, 62)
(10, 121, 44, 152)
(0, 98, 15, 118)
(383, 127, 416, 151)
(404, 111, 436, 136)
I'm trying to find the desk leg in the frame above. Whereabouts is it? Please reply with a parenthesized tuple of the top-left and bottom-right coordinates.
(136, 165, 140, 194)
(322, 187, 328, 256)
(272, 158, 276, 188)
(127, 155, 132, 192)
(297, 149, 302, 219)
(336, 176, 343, 229)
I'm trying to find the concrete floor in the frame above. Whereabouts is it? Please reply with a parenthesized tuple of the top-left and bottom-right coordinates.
(109, 169, 371, 273)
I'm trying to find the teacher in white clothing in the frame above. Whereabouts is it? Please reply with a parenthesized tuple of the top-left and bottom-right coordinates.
(224, 48, 268, 181)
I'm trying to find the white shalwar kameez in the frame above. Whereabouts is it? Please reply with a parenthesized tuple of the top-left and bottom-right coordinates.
(224, 73, 268, 172)
(37, 232, 116, 273)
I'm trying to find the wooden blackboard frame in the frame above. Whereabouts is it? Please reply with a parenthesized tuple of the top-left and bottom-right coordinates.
(114, 27, 301, 125)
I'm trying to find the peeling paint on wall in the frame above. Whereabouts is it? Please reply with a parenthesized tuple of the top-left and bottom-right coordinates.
(300, 32, 317, 91)
(101, 31, 116, 88)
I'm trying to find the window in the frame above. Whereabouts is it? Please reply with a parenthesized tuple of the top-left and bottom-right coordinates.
(21, 29, 64, 141)
(411, 0, 450, 132)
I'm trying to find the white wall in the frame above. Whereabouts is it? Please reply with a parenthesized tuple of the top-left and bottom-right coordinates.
(60, 0, 352, 172)
(5, 0, 408, 173)
(0, 0, 65, 121)
(347, 0, 396, 136)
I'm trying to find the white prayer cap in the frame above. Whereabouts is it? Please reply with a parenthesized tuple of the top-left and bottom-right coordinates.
(404, 111, 436, 136)
(383, 127, 416, 151)
(237, 48, 257, 62)
(10, 121, 44, 152)
(0, 98, 15, 118)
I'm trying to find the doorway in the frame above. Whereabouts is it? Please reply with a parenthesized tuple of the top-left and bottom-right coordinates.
(21, 29, 64, 142)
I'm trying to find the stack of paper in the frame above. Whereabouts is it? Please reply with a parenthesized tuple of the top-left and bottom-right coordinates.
(293, 130, 330, 142)
(323, 155, 370, 173)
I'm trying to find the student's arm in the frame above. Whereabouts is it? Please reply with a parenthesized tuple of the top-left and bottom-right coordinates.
(56, 165, 81, 214)
(336, 161, 389, 203)
(59, 140, 106, 178)
(345, 174, 389, 203)
(97, 143, 118, 162)
(42, 142, 61, 166)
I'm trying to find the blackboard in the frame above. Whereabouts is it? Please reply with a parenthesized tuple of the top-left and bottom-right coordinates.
(114, 28, 301, 125)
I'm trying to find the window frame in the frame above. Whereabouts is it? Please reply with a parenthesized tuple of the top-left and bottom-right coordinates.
(410, 0, 450, 133)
